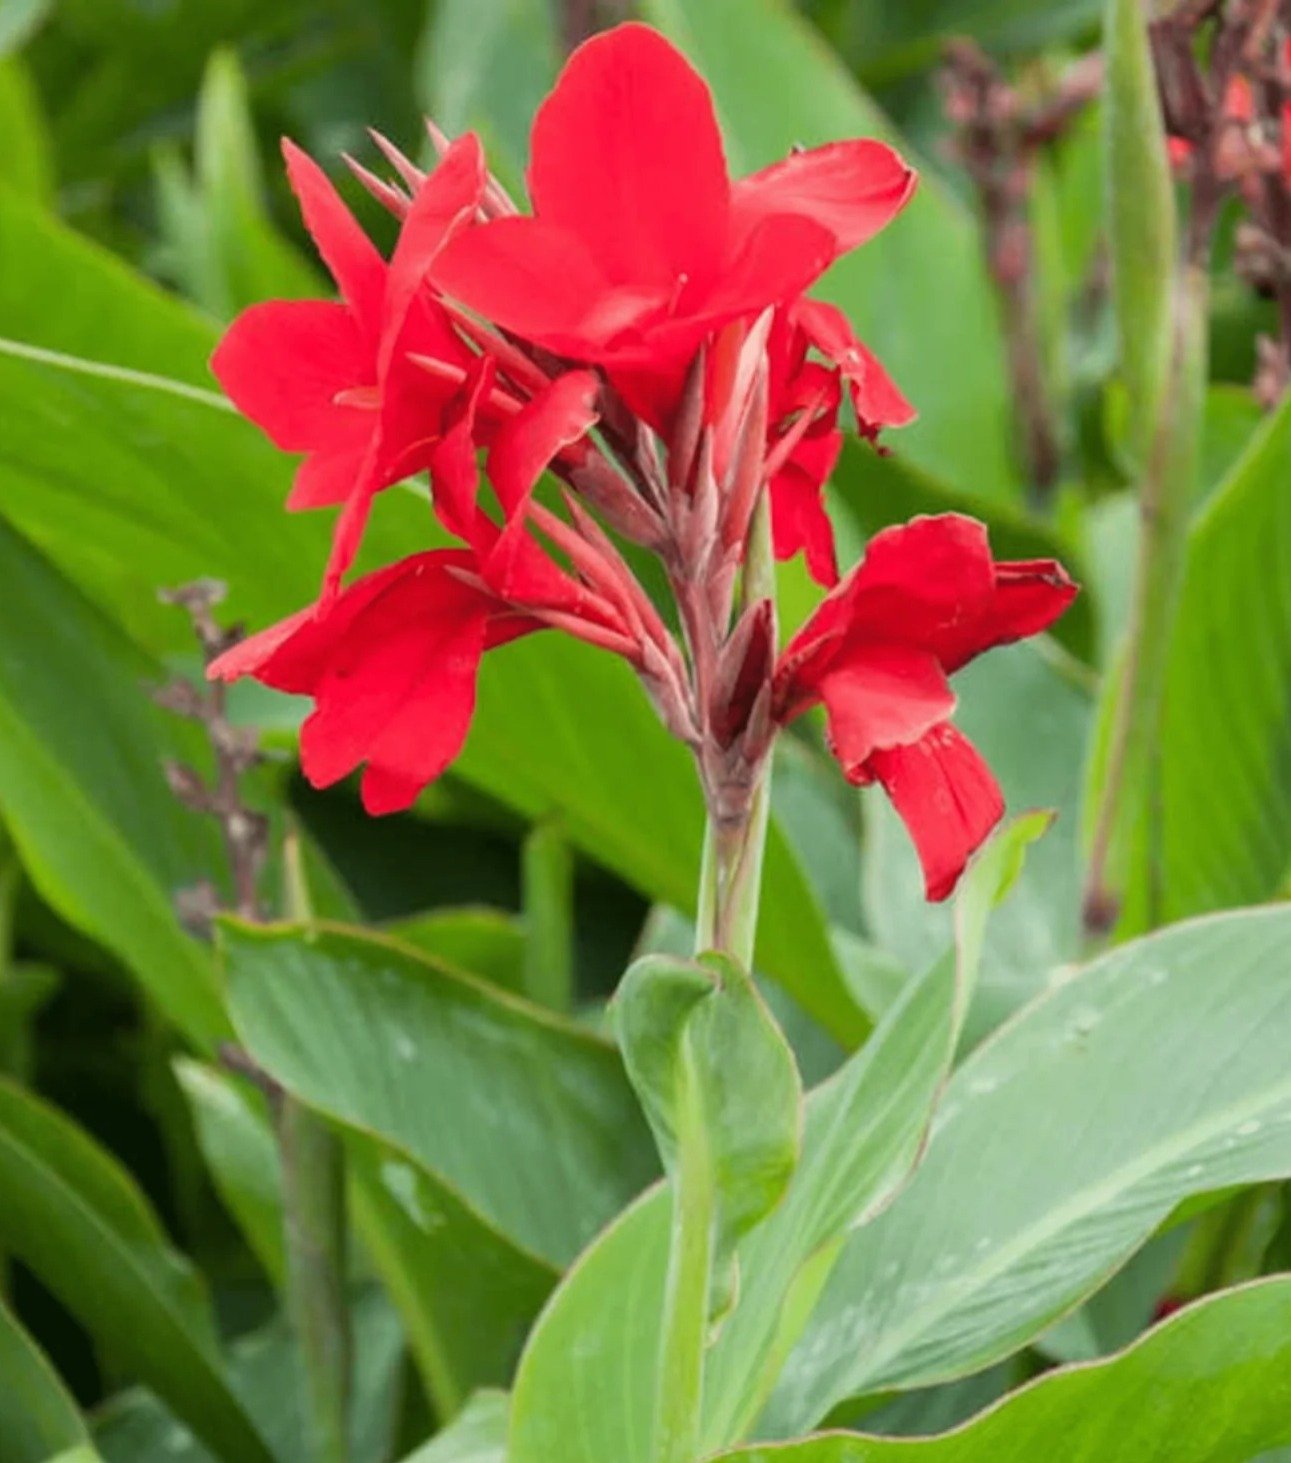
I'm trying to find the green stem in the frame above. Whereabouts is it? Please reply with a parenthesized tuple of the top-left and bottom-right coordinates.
(279, 827, 351, 1463)
(1083, 259, 1208, 936)
(695, 490, 777, 967)
(654, 1041, 716, 1463)
(280, 1097, 351, 1463)
(670, 489, 779, 1457)
(522, 820, 575, 1011)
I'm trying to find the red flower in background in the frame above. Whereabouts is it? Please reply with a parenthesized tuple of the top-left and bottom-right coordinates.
(431, 23, 916, 429)
(774, 515, 1077, 899)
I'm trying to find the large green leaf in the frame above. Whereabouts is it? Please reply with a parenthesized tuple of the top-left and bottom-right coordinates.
(0, 1294, 98, 1463)
(222, 920, 656, 1266)
(764, 906, 1291, 1435)
(507, 822, 1041, 1463)
(0, 517, 226, 1045)
(645, 0, 1019, 499)
(0, 190, 859, 1042)
(1124, 395, 1291, 922)
(0, 1078, 272, 1462)
(346, 1131, 555, 1415)
(714, 1279, 1291, 1463)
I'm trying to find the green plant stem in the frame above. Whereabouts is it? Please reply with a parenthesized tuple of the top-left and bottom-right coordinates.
(695, 490, 777, 968)
(280, 1096, 350, 1463)
(522, 820, 575, 1011)
(279, 827, 351, 1463)
(655, 1040, 716, 1463)
(1083, 258, 1208, 936)
(671, 491, 779, 1458)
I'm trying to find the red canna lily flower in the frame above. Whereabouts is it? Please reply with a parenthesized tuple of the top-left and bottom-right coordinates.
(772, 514, 1077, 900)
(212, 134, 483, 547)
(431, 22, 916, 428)
(210, 358, 674, 813)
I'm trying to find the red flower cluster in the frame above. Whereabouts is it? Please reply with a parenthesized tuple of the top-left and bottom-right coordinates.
(211, 22, 1075, 901)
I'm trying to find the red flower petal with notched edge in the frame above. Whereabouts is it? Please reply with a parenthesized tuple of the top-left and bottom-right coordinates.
(773, 514, 1077, 900)
(432, 23, 915, 426)
(866, 726, 1007, 903)
(208, 552, 501, 815)
(213, 137, 481, 525)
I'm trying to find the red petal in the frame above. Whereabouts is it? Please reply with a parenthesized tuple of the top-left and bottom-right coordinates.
(488, 370, 600, 518)
(779, 515, 996, 689)
(283, 140, 386, 332)
(433, 216, 634, 354)
(815, 644, 955, 775)
(287, 422, 371, 510)
(207, 554, 430, 692)
(794, 299, 915, 431)
(380, 134, 485, 370)
(866, 723, 1005, 901)
(528, 22, 730, 291)
(427, 357, 497, 547)
(733, 139, 916, 255)
(211, 299, 369, 452)
(693, 213, 835, 328)
(484, 372, 605, 605)
(769, 430, 842, 587)
(295, 554, 493, 808)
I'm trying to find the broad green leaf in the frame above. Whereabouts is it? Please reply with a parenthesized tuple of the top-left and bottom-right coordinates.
(222, 920, 656, 1266)
(645, 0, 1020, 499)
(0, 57, 53, 203)
(94, 1287, 403, 1463)
(381, 908, 526, 994)
(0, 518, 227, 1045)
(415, 0, 559, 198)
(346, 1132, 555, 1416)
(508, 822, 1041, 1463)
(507, 1188, 670, 1463)
(1105, 0, 1175, 464)
(0, 191, 860, 1045)
(173, 1058, 285, 1286)
(715, 1279, 1291, 1463)
(764, 906, 1291, 1434)
(0, 1078, 272, 1463)
(616, 951, 802, 1284)
(0, 1294, 97, 1463)
(1118, 394, 1291, 923)
(400, 1391, 508, 1463)
(863, 643, 1091, 1044)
